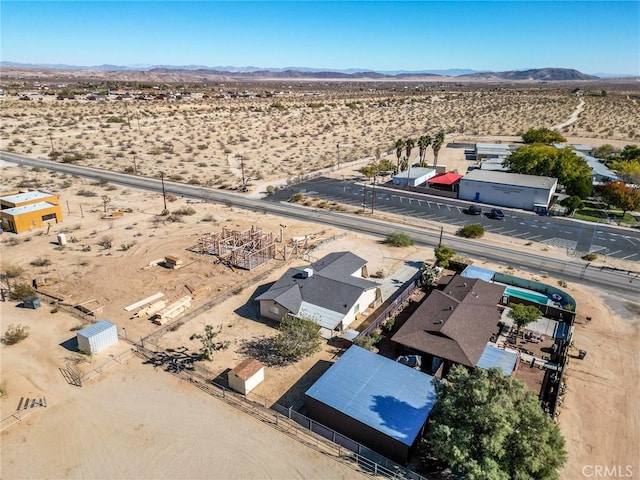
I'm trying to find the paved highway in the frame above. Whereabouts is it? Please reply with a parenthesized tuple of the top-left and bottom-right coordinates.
(2, 151, 639, 302)
(267, 177, 640, 261)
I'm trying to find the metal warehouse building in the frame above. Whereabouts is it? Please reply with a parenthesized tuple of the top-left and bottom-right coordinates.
(305, 345, 437, 465)
(458, 170, 557, 212)
(77, 320, 118, 355)
(0, 190, 63, 233)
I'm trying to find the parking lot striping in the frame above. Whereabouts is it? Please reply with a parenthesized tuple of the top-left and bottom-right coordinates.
(608, 250, 622, 256)
(449, 220, 467, 225)
(526, 234, 542, 240)
(437, 203, 442, 209)
(501, 229, 517, 235)
(624, 237, 638, 245)
(519, 266, 528, 270)
(511, 232, 530, 238)
(622, 253, 639, 260)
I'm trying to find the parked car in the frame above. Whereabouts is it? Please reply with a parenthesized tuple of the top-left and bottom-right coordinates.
(396, 355, 422, 370)
(466, 204, 482, 215)
(489, 208, 505, 219)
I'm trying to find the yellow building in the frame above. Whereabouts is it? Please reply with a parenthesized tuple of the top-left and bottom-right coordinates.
(0, 190, 63, 233)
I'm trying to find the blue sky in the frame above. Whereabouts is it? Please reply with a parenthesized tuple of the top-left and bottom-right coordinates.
(1, 1, 639, 75)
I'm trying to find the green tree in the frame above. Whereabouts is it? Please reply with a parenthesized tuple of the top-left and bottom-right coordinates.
(620, 144, 640, 162)
(611, 160, 640, 184)
(354, 331, 382, 351)
(418, 134, 432, 167)
(418, 263, 441, 288)
(429, 366, 567, 480)
(509, 303, 542, 333)
(592, 144, 619, 162)
(522, 127, 566, 145)
(432, 130, 445, 167)
(601, 181, 640, 217)
(395, 138, 405, 174)
(273, 314, 321, 361)
(457, 223, 485, 238)
(190, 324, 230, 361)
(9, 283, 36, 301)
(434, 245, 455, 267)
(560, 195, 584, 215)
(383, 231, 415, 247)
(504, 145, 592, 199)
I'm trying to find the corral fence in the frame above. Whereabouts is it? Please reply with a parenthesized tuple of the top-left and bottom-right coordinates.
(132, 343, 428, 480)
(60, 348, 134, 387)
(358, 270, 422, 339)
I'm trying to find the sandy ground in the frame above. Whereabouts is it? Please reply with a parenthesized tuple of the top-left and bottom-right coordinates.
(1, 125, 639, 477)
(1, 87, 638, 195)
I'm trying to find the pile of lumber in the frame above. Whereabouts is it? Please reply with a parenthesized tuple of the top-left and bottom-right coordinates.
(164, 255, 183, 269)
(153, 296, 192, 325)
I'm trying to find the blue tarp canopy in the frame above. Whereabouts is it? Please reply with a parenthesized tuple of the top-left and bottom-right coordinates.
(460, 265, 496, 282)
(305, 346, 436, 446)
(476, 343, 518, 376)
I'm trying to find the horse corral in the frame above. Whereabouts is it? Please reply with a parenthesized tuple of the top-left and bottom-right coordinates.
(191, 226, 277, 270)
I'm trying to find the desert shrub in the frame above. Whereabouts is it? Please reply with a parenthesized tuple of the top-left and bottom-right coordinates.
(582, 252, 598, 261)
(1, 324, 30, 345)
(3, 237, 21, 247)
(290, 192, 304, 203)
(119, 241, 137, 251)
(201, 214, 216, 222)
(172, 206, 196, 216)
(9, 283, 35, 300)
(0, 381, 7, 397)
(4, 264, 24, 279)
(30, 257, 52, 267)
(383, 231, 414, 247)
(76, 189, 98, 197)
(457, 224, 485, 238)
(97, 235, 113, 249)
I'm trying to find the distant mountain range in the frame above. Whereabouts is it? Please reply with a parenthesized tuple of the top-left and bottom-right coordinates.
(1, 62, 637, 80)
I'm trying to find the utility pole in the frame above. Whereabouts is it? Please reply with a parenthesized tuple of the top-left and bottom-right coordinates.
(336, 143, 340, 170)
(160, 172, 168, 213)
(371, 177, 376, 214)
(362, 184, 367, 213)
(124, 100, 131, 129)
(48, 133, 55, 158)
(133, 156, 138, 175)
(439, 226, 443, 247)
(239, 155, 247, 191)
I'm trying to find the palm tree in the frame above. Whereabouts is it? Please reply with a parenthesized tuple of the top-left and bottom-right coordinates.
(394, 138, 405, 174)
(418, 134, 432, 167)
(405, 137, 415, 180)
(432, 130, 445, 167)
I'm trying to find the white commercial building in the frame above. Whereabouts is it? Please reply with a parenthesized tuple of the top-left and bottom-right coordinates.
(459, 170, 557, 212)
(392, 167, 437, 187)
(76, 320, 119, 355)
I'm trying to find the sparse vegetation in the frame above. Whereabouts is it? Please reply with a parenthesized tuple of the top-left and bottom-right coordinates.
(172, 206, 196, 216)
(190, 324, 230, 361)
(383, 231, 414, 247)
(30, 257, 52, 267)
(457, 223, 485, 238)
(354, 331, 382, 351)
(1, 324, 30, 345)
(9, 283, 36, 300)
(434, 245, 455, 267)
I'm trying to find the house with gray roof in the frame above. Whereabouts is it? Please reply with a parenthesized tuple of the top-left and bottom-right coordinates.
(256, 252, 382, 338)
(392, 276, 505, 375)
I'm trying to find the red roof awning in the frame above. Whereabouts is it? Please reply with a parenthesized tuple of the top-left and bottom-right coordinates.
(427, 172, 462, 185)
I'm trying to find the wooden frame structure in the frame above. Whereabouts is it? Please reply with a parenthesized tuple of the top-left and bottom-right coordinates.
(192, 226, 276, 270)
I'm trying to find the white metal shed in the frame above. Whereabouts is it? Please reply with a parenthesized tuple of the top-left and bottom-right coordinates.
(228, 358, 265, 395)
(77, 320, 118, 354)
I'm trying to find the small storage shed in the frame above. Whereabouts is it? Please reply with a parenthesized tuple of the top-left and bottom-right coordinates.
(22, 296, 41, 309)
(228, 358, 265, 395)
(77, 320, 118, 354)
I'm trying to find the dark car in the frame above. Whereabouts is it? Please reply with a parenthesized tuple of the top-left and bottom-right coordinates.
(489, 208, 505, 219)
(466, 204, 482, 215)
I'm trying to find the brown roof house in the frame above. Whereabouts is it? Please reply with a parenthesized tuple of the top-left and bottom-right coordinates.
(256, 252, 382, 338)
(392, 276, 505, 375)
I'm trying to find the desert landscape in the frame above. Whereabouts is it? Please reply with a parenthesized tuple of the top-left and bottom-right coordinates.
(1, 75, 640, 479)
(1, 77, 639, 196)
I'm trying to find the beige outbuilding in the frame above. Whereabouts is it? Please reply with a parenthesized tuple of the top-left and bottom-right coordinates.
(228, 358, 265, 395)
